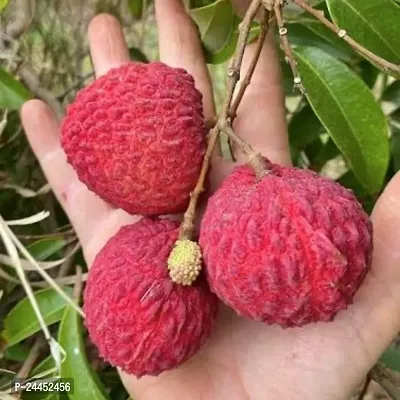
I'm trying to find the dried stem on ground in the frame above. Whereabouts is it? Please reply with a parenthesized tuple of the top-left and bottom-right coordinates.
(357, 374, 372, 400)
(292, 0, 400, 76)
(15, 337, 45, 380)
(369, 363, 400, 400)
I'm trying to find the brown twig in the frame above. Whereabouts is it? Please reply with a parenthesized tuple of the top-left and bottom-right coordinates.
(221, 0, 263, 121)
(220, 123, 268, 180)
(17, 230, 76, 241)
(274, 0, 305, 93)
(30, 272, 88, 288)
(230, 9, 271, 119)
(15, 336, 44, 380)
(177, 0, 264, 241)
(72, 265, 83, 302)
(292, 0, 400, 76)
(357, 374, 372, 400)
(370, 363, 400, 400)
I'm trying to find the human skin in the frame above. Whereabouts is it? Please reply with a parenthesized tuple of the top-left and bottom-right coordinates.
(21, 1, 400, 399)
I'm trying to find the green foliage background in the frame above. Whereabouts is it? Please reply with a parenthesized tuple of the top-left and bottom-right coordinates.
(0, 0, 399, 399)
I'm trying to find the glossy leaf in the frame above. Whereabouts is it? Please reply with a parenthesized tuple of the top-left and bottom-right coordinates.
(294, 46, 389, 194)
(383, 80, 400, 104)
(27, 238, 66, 261)
(189, 0, 236, 64)
(0, 68, 32, 110)
(289, 105, 325, 149)
(59, 307, 109, 400)
(288, 21, 354, 62)
(337, 170, 368, 199)
(326, 0, 400, 65)
(391, 124, 400, 172)
(358, 60, 380, 89)
(381, 344, 400, 372)
(3, 342, 30, 361)
(284, 0, 325, 17)
(129, 46, 149, 63)
(3, 287, 73, 347)
(391, 108, 400, 124)
(310, 137, 340, 169)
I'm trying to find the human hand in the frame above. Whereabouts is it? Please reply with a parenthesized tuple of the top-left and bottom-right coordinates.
(21, 1, 400, 399)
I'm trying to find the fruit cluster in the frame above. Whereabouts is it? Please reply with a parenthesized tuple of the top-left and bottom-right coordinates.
(61, 62, 373, 378)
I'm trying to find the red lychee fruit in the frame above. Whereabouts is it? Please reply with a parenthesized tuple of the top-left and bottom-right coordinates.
(199, 162, 373, 328)
(83, 218, 218, 377)
(61, 62, 206, 216)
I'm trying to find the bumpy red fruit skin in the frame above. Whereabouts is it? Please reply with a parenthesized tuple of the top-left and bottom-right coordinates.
(83, 218, 218, 377)
(61, 62, 206, 215)
(199, 163, 373, 328)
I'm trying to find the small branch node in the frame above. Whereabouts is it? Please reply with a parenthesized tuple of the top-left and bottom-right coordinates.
(293, 0, 400, 76)
(279, 27, 288, 36)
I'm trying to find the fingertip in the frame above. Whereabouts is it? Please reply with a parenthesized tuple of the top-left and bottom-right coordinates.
(88, 13, 121, 41)
(21, 99, 50, 123)
(370, 171, 400, 281)
(88, 13, 130, 77)
(21, 99, 61, 160)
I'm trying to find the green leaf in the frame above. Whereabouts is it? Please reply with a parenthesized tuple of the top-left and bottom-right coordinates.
(391, 124, 400, 172)
(326, 0, 400, 65)
(294, 46, 389, 194)
(383, 80, 400, 104)
(287, 21, 354, 62)
(0, 0, 9, 12)
(381, 345, 400, 372)
(3, 287, 73, 347)
(127, 0, 147, 18)
(3, 342, 30, 361)
(58, 307, 110, 400)
(391, 108, 400, 124)
(337, 170, 368, 199)
(31, 355, 55, 376)
(310, 137, 340, 169)
(27, 238, 66, 261)
(358, 60, 380, 89)
(0, 68, 32, 110)
(188, 0, 259, 64)
(288, 105, 325, 149)
(189, 0, 236, 64)
(129, 47, 149, 63)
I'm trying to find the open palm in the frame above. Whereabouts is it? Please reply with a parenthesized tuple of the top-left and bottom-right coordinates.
(21, 1, 400, 399)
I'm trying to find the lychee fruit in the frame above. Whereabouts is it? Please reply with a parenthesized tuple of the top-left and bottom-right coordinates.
(61, 62, 206, 216)
(83, 218, 218, 377)
(199, 162, 373, 328)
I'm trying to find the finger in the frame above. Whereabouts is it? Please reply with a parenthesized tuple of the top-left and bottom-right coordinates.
(155, 0, 215, 123)
(21, 100, 112, 247)
(337, 173, 400, 369)
(230, 5, 290, 166)
(88, 14, 130, 78)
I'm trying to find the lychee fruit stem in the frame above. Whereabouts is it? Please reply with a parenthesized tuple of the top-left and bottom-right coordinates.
(167, 0, 269, 286)
(221, 123, 269, 180)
